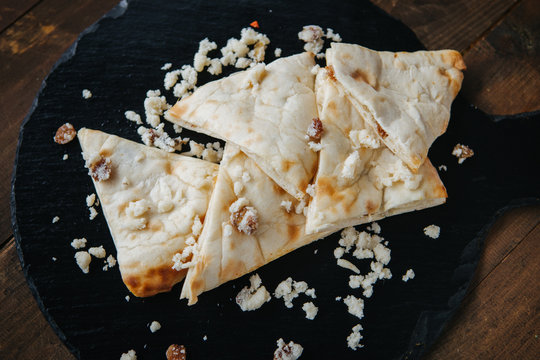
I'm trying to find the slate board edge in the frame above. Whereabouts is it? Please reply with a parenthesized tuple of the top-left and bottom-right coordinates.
(403, 196, 540, 360)
(8, 0, 537, 359)
(9, 1, 130, 359)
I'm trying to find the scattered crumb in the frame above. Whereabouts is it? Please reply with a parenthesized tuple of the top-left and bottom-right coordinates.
(125, 110, 143, 125)
(335, 296, 342, 301)
(125, 295, 130, 302)
(313, 249, 318, 254)
(452, 143, 474, 164)
(52, 257, 57, 261)
(343, 295, 364, 320)
(367, 222, 381, 234)
(74, 251, 91, 274)
(62, 154, 68, 160)
(306, 183, 316, 197)
(54, 123, 77, 144)
(89, 206, 98, 220)
(274, 277, 314, 308)
(280, 200, 293, 213)
(273, 338, 303, 360)
(438, 164, 447, 171)
(302, 302, 318, 320)
(236, 273, 271, 311)
(166, 344, 186, 360)
(120, 349, 137, 360)
(149, 321, 161, 333)
(161, 63, 172, 70)
(52, 216, 60, 223)
(337, 258, 360, 274)
(88, 246, 106, 259)
(203, 335, 207, 341)
(347, 324, 364, 350)
(85, 154, 111, 182)
(334, 247, 345, 259)
(71, 238, 87, 249)
(402, 269, 415, 282)
(274, 48, 282, 57)
(82, 89, 92, 99)
(86, 193, 96, 207)
(423, 224, 440, 239)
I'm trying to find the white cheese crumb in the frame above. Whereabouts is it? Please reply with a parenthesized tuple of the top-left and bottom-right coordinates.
(424, 224, 440, 239)
(277, 200, 292, 214)
(274, 48, 282, 57)
(88, 246, 106, 259)
(333, 247, 345, 259)
(325, 28, 342, 42)
(335, 296, 342, 301)
(367, 222, 381, 234)
(203, 335, 208, 341)
(191, 216, 203, 237)
(236, 273, 271, 311)
(125, 295, 130, 302)
(274, 277, 312, 308)
(207, 58, 223, 75)
(341, 151, 360, 179)
(373, 243, 391, 265)
(402, 269, 416, 282)
(52, 257, 57, 261)
(349, 129, 380, 149)
(347, 324, 364, 350)
(302, 302, 318, 320)
(161, 62, 172, 70)
(86, 193, 96, 207)
(306, 183, 316, 197)
(182, 140, 205, 158)
(125, 110, 142, 124)
(52, 216, 60, 223)
(75, 251, 91, 274)
(194, 38, 218, 72)
(71, 238, 87, 249)
(274, 338, 303, 360)
(314, 249, 318, 254)
(164, 69, 181, 90)
(149, 321, 161, 333)
(62, 154, 68, 160)
(120, 349, 137, 360)
(337, 258, 361, 274)
(343, 295, 364, 320)
(137, 124, 181, 153)
(298, 25, 325, 56)
(89, 206, 98, 220)
(308, 141, 323, 152)
(438, 164, 447, 171)
(82, 89, 92, 99)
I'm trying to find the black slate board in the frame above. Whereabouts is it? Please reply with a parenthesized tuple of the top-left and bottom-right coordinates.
(10, 0, 540, 359)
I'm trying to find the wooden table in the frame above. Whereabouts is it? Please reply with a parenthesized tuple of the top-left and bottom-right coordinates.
(0, 0, 538, 359)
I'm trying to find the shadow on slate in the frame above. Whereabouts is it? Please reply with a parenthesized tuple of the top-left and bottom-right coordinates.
(10, 0, 540, 359)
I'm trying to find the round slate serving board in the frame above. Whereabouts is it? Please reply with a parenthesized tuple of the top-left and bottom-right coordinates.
(11, 0, 540, 359)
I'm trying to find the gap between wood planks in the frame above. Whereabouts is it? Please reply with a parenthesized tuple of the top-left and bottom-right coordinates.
(0, 0, 44, 35)
(461, 0, 523, 56)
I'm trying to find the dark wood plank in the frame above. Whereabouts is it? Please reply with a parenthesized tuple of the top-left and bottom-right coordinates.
(0, 238, 74, 360)
(371, 0, 518, 52)
(467, 205, 540, 291)
(0, 0, 119, 242)
(424, 224, 540, 360)
(0, 0, 41, 34)
(461, 0, 540, 115)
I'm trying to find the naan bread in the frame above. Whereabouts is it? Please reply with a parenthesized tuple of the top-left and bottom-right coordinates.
(181, 144, 327, 305)
(305, 69, 447, 234)
(165, 53, 318, 200)
(78, 128, 218, 297)
(326, 43, 465, 171)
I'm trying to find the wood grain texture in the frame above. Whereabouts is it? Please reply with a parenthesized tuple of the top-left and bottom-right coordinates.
(371, 0, 540, 115)
(461, 0, 540, 115)
(467, 205, 540, 291)
(423, 224, 540, 360)
(0, 238, 75, 360)
(371, 0, 518, 51)
(0, 0, 40, 33)
(0, 0, 119, 247)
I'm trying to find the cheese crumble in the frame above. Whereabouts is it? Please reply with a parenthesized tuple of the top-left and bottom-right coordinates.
(71, 238, 87, 249)
(423, 224, 440, 239)
(52, 216, 60, 223)
(82, 89, 92, 99)
(343, 295, 364, 320)
(302, 302, 318, 320)
(452, 143, 474, 164)
(273, 338, 303, 360)
(402, 269, 416, 282)
(120, 349, 137, 360)
(235, 273, 271, 311)
(347, 324, 364, 350)
(274, 277, 315, 308)
(149, 321, 161, 333)
(75, 251, 91, 274)
(88, 246, 106, 259)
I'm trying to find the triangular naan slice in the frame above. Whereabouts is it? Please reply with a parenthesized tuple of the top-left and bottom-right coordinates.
(305, 69, 447, 234)
(78, 128, 218, 297)
(181, 144, 327, 305)
(326, 43, 465, 171)
(165, 53, 318, 200)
